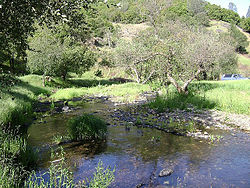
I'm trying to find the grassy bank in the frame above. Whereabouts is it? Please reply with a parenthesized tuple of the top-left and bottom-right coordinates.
(149, 80, 250, 115)
(0, 72, 122, 187)
(0, 72, 249, 186)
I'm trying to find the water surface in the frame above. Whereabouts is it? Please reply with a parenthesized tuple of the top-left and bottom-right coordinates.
(28, 101, 250, 187)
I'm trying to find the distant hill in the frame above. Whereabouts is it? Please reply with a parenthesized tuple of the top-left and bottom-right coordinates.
(208, 20, 250, 76)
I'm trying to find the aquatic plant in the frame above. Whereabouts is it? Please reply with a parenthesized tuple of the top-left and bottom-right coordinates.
(210, 135, 224, 144)
(82, 161, 116, 188)
(168, 120, 196, 134)
(67, 113, 107, 141)
(25, 148, 115, 188)
(25, 148, 74, 187)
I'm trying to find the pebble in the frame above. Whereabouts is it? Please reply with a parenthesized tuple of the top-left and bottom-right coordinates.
(159, 169, 173, 177)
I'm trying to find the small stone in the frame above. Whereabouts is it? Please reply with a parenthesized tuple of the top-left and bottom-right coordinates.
(164, 181, 170, 185)
(159, 169, 173, 177)
(62, 106, 70, 112)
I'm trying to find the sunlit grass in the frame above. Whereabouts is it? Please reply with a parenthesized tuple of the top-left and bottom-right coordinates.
(149, 80, 250, 115)
(51, 83, 151, 102)
(238, 55, 250, 66)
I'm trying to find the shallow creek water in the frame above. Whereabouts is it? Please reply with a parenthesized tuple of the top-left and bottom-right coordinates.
(28, 101, 250, 187)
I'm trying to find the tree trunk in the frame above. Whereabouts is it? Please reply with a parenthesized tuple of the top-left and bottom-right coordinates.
(9, 53, 15, 71)
(167, 69, 202, 95)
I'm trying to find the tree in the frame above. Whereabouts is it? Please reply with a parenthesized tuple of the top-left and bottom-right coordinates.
(113, 21, 236, 94)
(187, 0, 209, 26)
(246, 6, 250, 18)
(141, 0, 172, 28)
(228, 2, 237, 13)
(187, 0, 206, 15)
(0, 0, 102, 70)
(0, 0, 48, 69)
(27, 25, 95, 82)
(240, 17, 250, 33)
(206, 3, 241, 24)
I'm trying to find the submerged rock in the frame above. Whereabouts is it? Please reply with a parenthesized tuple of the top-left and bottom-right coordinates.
(159, 169, 173, 177)
(62, 106, 70, 112)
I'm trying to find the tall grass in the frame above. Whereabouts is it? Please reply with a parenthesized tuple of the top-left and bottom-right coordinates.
(25, 149, 115, 188)
(51, 82, 151, 102)
(149, 80, 250, 115)
(0, 128, 38, 187)
(68, 113, 107, 141)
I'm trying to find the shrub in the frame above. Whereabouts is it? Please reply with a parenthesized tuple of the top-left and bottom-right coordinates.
(0, 129, 37, 187)
(27, 25, 95, 81)
(205, 3, 241, 24)
(25, 149, 115, 188)
(240, 17, 250, 33)
(68, 113, 107, 141)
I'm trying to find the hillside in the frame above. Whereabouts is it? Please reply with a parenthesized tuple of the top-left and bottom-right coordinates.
(209, 20, 250, 77)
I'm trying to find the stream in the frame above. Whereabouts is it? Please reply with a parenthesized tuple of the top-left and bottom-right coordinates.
(27, 100, 250, 187)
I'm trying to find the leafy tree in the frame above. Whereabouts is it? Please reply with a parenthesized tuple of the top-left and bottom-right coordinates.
(240, 17, 250, 33)
(205, 3, 241, 24)
(0, 0, 48, 69)
(27, 25, 95, 82)
(228, 2, 237, 13)
(187, 0, 209, 26)
(187, 0, 206, 14)
(113, 21, 236, 94)
(0, 0, 106, 71)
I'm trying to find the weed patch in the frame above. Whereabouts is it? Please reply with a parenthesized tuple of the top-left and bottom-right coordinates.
(68, 113, 107, 141)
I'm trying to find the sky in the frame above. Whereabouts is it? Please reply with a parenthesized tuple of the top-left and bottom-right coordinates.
(206, 0, 250, 17)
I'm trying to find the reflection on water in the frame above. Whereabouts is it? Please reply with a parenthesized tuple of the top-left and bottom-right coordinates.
(28, 102, 250, 187)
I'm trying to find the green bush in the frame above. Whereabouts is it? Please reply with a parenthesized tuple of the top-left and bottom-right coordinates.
(240, 17, 250, 33)
(25, 149, 115, 188)
(27, 25, 95, 81)
(0, 129, 37, 187)
(68, 113, 107, 141)
(205, 3, 241, 24)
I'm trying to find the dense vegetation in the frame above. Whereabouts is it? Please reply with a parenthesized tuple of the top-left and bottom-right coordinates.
(68, 113, 107, 141)
(0, 0, 250, 187)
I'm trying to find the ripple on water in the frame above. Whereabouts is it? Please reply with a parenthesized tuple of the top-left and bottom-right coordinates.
(28, 102, 250, 187)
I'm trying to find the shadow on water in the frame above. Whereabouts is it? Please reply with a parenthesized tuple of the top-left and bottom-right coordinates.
(27, 100, 250, 188)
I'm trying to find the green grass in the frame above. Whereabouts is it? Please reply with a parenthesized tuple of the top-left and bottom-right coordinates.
(68, 113, 107, 141)
(238, 55, 250, 66)
(25, 149, 115, 188)
(149, 80, 250, 115)
(51, 82, 151, 102)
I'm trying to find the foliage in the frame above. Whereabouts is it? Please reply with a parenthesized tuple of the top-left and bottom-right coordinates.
(67, 113, 107, 141)
(167, 120, 196, 134)
(27, 25, 95, 80)
(148, 80, 250, 115)
(0, 0, 47, 66)
(205, 3, 241, 24)
(0, 127, 38, 187)
(25, 150, 115, 188)
(240, 17, 250, 33)
(0, 69, 20, 88)
(229, 24, 249, 53)
(84, 161, 116, 188)
(97, 0, 146, 24)
(112, 21, 236, 94)
(25, 148, 74, 188)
